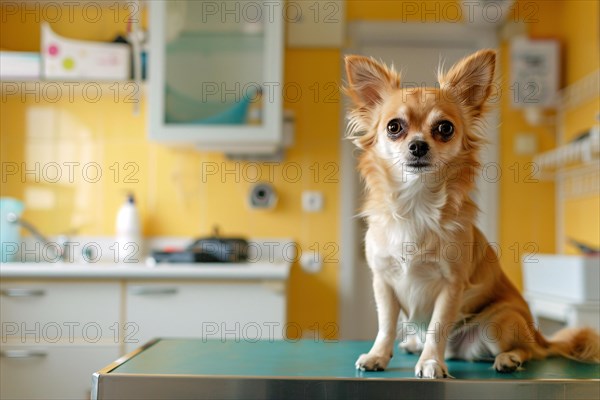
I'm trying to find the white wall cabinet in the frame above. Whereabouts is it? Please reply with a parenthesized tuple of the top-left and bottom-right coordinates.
(148, 0, 284, 153)
(1, 278, 287, 400)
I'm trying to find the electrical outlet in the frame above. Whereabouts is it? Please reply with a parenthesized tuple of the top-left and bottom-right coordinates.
(302, 191, 324, 212)
(300, 251, 322, 274)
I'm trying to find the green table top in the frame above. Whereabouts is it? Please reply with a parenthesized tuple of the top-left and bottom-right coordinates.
(112, 339, 600, 380)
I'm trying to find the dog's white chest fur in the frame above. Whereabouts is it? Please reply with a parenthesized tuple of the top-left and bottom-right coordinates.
(365, 177, 448, 268)
(365, 178, 450, 320)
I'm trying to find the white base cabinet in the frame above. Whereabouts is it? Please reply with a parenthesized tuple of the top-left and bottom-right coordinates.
(1, 281, 122, 400)
(125, 281, 286, 352)
(1, 278, 287, 400)
(1, 281, 121, 335)
(1, 343, 121, 400)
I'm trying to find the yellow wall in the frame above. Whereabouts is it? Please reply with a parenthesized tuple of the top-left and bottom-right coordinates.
(347, 0, 459, 21)
(1, 1, 598, 332)
(498, 0, 599, 277)
(501, 0, 600, 268)
(560, 0, 600, 87)
(0, 0, 462, 339)
(0, 5, 340, 338)
(497, 0, 560, 288)
(556, 0, 600, 253)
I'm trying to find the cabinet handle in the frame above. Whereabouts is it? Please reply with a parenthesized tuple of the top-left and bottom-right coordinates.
(1, 288, 45, 297)
(1, 349, 47, 359)
(129, 286, 178, 296)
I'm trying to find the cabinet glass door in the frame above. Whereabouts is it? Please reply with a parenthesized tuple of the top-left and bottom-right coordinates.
(149, 1, 283, 150)
(165, 1, 264, 125)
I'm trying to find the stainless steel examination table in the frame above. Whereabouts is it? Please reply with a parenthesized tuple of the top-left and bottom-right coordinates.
(92, 338, 600, 400)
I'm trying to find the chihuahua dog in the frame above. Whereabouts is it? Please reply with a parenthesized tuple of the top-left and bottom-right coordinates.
(344, 49, 600, 378)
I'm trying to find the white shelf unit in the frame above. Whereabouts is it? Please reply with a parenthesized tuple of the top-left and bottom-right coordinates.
(534, 127, 599, 173)
(532, 69, 600, 253)
(527, 70, 600, 333)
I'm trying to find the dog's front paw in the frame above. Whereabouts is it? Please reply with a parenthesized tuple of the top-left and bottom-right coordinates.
(355, 353, 391, 371)
(415, 358, 450, 379)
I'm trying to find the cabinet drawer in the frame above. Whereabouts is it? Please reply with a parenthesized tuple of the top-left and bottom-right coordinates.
(125, 281, 285, 352)
(0, 342, 120, 400)
(1, 281, 121, 341)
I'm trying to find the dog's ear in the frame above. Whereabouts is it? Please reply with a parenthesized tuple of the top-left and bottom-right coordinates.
(438, 49, 496, 117)
(345, 55, 400, 108)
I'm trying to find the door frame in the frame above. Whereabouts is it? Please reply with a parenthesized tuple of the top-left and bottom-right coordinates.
(339, 21, 500, 339)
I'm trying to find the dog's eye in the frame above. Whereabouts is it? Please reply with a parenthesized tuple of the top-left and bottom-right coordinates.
(434, 121, 454, 141)
(387, 119, 405, 139)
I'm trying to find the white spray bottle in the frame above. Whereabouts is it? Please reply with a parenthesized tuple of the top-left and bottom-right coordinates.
(116, 193, 142, 263)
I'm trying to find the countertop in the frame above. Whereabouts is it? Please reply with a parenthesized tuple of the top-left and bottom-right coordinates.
(0, 262, 291, 280)
(93, 339, 600, 400)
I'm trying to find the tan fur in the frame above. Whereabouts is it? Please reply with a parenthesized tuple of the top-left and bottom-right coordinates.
(345, 50, 600, 378)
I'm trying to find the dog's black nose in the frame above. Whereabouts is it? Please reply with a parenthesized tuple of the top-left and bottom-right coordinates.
(408, 140, 429, 157)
